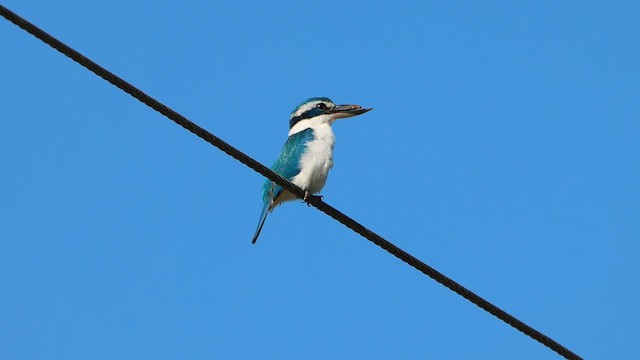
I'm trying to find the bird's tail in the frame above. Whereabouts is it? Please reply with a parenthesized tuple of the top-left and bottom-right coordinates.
(251, 203, 270, 244)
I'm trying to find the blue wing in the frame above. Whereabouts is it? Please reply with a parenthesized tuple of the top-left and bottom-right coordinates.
(264, 128, 314, 203)
(251, 128, 314, 243)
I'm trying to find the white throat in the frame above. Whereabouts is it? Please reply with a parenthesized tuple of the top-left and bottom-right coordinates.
(288, 114, 334, 136)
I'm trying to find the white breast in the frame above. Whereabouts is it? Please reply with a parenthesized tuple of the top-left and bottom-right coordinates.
(291, 124, 335, 194)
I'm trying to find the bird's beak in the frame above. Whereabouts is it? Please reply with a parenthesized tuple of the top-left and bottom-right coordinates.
(326, 104, 373, 119)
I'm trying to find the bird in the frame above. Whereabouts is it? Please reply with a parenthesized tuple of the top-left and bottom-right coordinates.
(251, 97, 372, 243)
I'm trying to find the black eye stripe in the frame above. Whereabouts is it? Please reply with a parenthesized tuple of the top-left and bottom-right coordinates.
(289, 106, 326, 128)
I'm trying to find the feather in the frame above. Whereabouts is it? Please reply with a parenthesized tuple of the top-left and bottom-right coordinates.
(251, 128, 314, 243)
(251, 201, 271, 244)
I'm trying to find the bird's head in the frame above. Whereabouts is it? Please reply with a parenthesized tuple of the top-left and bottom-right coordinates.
(288, 97, 372, 135)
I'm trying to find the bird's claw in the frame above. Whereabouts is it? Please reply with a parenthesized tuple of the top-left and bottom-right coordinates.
(303, 191, 323, 206)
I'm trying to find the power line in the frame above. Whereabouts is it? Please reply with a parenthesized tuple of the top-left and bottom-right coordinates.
(0, 5, 582, 360)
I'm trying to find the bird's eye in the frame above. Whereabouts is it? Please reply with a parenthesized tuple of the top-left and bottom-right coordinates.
(316, 103, 327, 110)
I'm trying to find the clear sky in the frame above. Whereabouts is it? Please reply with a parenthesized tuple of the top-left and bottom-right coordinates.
(1, 1, 638, 359)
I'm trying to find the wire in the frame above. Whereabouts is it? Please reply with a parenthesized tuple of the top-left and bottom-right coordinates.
(1, 5, 582, 360)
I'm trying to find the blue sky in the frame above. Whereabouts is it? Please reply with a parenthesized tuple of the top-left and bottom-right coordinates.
(1, 1, 638, 359)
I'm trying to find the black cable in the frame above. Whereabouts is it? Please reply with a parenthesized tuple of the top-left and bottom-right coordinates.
(0, 5, 582, 360)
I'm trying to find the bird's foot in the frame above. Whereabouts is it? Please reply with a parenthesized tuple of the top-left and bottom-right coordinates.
(303, 191, 323, 206)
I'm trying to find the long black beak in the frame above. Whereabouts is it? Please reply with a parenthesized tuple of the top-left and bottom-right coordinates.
(326, 104, 373, 119)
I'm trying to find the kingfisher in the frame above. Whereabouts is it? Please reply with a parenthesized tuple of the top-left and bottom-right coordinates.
(251, 97, 372, 243)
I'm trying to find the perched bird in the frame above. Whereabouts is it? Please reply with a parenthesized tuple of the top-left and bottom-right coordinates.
(252, 97, 372, 243)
